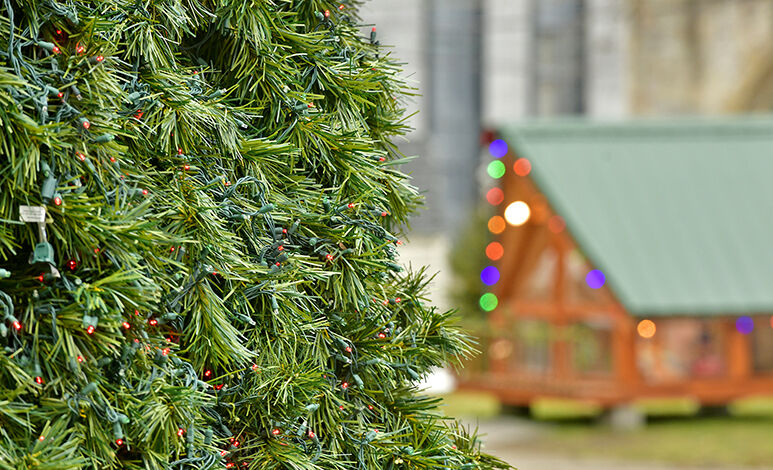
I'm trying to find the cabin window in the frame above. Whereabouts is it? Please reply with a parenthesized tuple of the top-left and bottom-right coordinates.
(570, 320, 613, 375)
(566, 249, 605, 304)
(637, 318, 726, 383)
(513, 319, 551, 374)
(751, 316, 773, 373)
(522, 246, 558, 301)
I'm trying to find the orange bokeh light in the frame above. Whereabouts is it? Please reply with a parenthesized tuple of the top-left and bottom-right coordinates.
(548, 215, 566, 233)
(486, 242, 504, 261)
(514, 158, 532, 177)
(637, 319, 656, 339)
(486, 187, 504, 206)
(488, 216, 506, 234)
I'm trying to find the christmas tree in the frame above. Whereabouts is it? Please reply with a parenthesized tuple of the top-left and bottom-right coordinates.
(0, 1, 509, 468)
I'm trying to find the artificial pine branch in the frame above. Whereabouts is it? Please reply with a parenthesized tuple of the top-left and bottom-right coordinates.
(0, 0, 511, 468)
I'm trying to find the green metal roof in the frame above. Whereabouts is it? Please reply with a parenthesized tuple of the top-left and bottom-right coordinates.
(500, 116, 773, 317)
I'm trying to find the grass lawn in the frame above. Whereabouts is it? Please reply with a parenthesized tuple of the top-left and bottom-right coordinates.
(440, 392, 773, 467)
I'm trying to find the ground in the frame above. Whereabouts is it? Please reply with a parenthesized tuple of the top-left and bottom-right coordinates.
(443, 392, 773, 469)
(474, 417, 773, 470)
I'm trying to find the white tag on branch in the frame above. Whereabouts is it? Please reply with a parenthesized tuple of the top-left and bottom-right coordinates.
(19, 205, 47, 223)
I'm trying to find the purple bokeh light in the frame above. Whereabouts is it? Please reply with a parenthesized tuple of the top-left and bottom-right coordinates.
(488, 139, 508, 158)
(585, 269, 606, 289)
(480, 266, 501, 286)
(736, 316, 754, 335)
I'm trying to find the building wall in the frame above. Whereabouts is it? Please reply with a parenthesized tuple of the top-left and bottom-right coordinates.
(630, 0, 773, 114)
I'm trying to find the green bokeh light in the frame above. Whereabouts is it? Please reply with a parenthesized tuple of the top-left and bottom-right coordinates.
(479, 293, 498, 312)
(487, 160, 506, 179)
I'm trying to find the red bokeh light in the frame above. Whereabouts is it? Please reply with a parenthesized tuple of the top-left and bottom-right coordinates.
(486, 187, 504, 206)
(514, 158, 532, 177)
(548, 215, 566, 233)
(485, 242, 504, 261)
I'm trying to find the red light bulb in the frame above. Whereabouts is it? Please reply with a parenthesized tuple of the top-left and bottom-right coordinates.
(53, 196, 62, 206)
(271, 428, 281, 436)
(161, 348, 170, 356)
(347, 203, 354, 208)
(251, 364, 258, 371)
(86, 325, 95, 334)
(95, 55, 104, 62)
(378, 332, 386, 339)
(77, 355, 84, 363)
(57, 92, 63, 98)
(325, 254, 334, 261)
(37, 274, 45, 282)
(141, 189, 149, 196)
(368, 405, 373, 410)
(115, 439, 123, 446)
(378, 157, 386, 162)
(395, 297, 401, 303)
(183, 164, 190, 170)
(345, 346, 352, 353)
(35, 376, 43, 384)
(324, 9, 330, 17)
(12, 321, 21, 330)
(380, 211, 388, 217)
(82, 120, 90, 129)
(177, 148, 183, 155)
(177, 428, 184, 437)
(76, 44, 85, 54)
(122, 322, 130, 329)
(67, 259, 77, 270)
(341, 381, 349, 389)
(308, 431, 316, 438)
(52, 46, 60, 54)
(204, 369, 211, 377)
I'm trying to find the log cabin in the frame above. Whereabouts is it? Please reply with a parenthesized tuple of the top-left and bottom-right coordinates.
(461, 117, 773, 409)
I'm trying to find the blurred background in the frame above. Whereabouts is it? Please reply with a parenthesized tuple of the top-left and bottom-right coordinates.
(361, 0, 773, 468)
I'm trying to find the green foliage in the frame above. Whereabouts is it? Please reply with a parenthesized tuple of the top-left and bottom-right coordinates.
(449, 205, 491, 320)
(0, 0, 510, 468)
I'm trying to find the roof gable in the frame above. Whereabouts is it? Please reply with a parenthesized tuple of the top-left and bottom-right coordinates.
(500, 116, 773, 316)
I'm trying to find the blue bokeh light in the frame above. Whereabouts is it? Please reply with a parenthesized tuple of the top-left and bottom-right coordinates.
(480, 266, 501, 286)
(488, 139, 508, 158)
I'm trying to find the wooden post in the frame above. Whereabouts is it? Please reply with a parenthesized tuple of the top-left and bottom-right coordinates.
(613, 312, 639, 401)
(552, 235, 569, 380)
(726, 319, 751, 380)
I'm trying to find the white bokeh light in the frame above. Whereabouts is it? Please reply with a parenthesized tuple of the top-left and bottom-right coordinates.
(504, 201, 530, 226)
